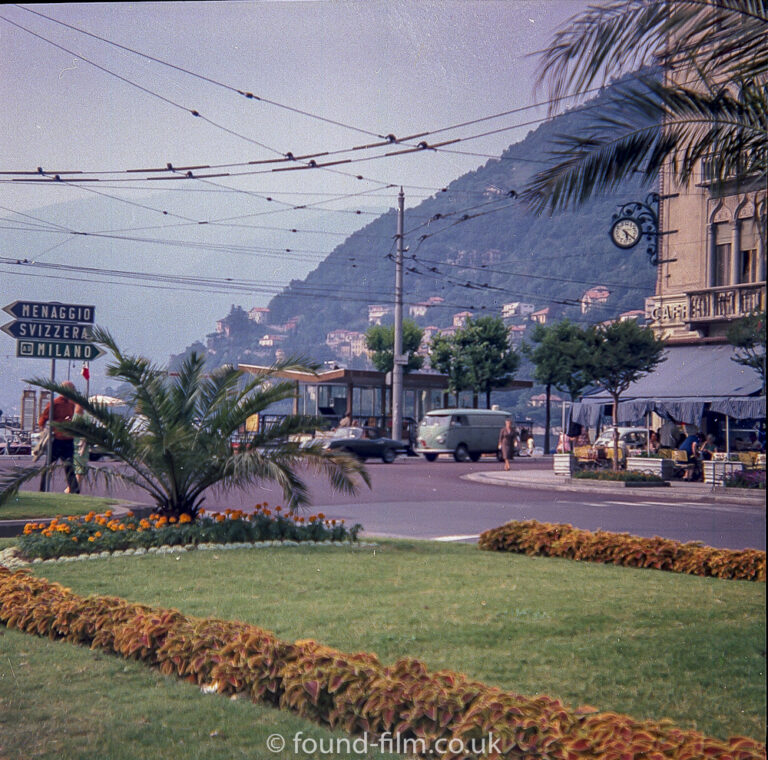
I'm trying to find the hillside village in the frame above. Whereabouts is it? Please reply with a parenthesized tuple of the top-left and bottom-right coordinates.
(204, 287, 646, 372)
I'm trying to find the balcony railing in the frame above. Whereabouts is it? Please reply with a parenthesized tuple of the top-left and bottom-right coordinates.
(687, 282, 765, 322)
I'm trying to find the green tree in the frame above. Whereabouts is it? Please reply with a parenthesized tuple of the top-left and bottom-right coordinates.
(523, 320, 593, 454)
(365, 320, 424, 373)
(429, 318, 519, 409)
(0, 329, 369, 517)
(583, 320, 667, 470)
(429, 332, 469, 406)
(525, 1, 767, 214)
(726, 310, 766, 392)
(456, 317, 520, 408)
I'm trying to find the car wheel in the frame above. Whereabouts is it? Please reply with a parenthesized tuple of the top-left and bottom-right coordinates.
(469, 451, 482, 462)
(453, 444, 470, 462)
(423, 453, 438, 462)
(381, 448, 396, 464)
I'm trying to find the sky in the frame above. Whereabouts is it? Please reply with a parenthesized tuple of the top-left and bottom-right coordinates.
(0, 0, 587, 413)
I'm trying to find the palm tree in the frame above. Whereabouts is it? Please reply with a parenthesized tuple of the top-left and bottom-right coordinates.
(524, 0, 767, 214)
(0, 329, 369, 517)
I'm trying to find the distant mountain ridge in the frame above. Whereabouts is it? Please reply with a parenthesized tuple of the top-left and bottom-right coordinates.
(181, 78, 658, 371)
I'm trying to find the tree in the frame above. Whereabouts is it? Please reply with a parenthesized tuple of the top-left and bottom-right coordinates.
(456, 317, 520, 408)
(525, 1, 767, 215)
(726, 309, 766, 392)
(429, 332, 470, 406)
(523, 320, 593, 454)
(365, 320, 424, 374)
(429, 318, 519, 409)
(583, 320, 667, 470)
(0, 329, 369, 517)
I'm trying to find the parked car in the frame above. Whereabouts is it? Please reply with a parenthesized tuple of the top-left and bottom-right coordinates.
(594, 427, 649, 453)
(322, 425, 409, 463)
(416, 408, 513, 462)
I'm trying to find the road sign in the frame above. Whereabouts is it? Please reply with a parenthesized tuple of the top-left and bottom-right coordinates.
(1, 319, 95, 341)
(3, 300, 95, 323)
(16, 340, 106, 360)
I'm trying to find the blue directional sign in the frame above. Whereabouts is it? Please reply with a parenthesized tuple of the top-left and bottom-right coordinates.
(16, 340, 106, 360)
(3, 300, 95, 323)
(3, 300, 102, 361)
(1, 320, 95, 341)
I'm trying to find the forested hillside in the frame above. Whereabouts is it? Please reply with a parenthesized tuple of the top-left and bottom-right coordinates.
(173, 79, 658, 376)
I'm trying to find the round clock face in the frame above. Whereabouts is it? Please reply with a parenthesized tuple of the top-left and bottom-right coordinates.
(611, 218, 641, 249)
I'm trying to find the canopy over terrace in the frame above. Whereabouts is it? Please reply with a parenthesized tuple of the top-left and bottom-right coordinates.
(238, 364, 533, 422)
(570, 344, 765, 428)
(238, 364, 447, 421)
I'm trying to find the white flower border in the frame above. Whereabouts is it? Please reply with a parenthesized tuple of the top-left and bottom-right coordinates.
(0, 540, 378, 571)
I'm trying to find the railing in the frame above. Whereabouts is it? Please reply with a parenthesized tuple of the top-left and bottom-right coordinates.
(687, 282, 765, 322)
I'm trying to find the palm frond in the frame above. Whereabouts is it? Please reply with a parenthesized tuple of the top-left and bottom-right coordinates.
(525, 74, 767, 213)
(539, 0, 767, 108)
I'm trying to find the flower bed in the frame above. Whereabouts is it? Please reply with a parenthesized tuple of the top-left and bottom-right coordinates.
(573, 469, 665, 482)
(479, 520, 766, 582)
(0, 567, 763, 759)
(18, 505, 361, 560)
(724, 470, 766, 490)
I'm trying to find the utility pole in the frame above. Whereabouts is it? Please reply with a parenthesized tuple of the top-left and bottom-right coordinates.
(391, 187, 405, 443)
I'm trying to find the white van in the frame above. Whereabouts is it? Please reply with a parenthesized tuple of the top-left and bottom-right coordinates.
(416, 408, 511, 462)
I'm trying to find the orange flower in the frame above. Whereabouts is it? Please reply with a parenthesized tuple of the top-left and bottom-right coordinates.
(275, 506, 282, 513)
(126, 511, 134, 518)
(104, 510, 113, 518)
(169, 517, 177, 524)
(179, 513, 192, 524)
(317, 512, 325, 520)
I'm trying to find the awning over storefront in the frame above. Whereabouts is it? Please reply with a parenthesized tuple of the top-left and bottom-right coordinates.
(571, 344, 765, 425)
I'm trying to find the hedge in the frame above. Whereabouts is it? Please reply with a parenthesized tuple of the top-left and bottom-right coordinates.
(0, 566, 764, 759)
(478, 521, 766, 582)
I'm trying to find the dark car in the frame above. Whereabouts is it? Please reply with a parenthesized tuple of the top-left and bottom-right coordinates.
(324, 426, 409, 463)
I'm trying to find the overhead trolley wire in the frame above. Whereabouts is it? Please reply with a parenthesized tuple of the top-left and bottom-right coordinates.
(14, 3, 385, 140)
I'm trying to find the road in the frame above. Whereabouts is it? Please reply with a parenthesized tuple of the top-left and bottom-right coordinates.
(1, 455, 764, 550)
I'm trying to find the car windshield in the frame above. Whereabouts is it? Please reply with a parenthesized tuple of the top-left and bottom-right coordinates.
(421, 415, 451, 428)
(332, 427, 364, 439)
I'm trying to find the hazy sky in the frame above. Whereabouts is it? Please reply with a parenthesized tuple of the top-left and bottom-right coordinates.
(0, 0, 586, 410)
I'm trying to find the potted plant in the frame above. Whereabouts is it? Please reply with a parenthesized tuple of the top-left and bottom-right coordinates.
(703, 459, 744, 485)
(626, 452, 675, 480)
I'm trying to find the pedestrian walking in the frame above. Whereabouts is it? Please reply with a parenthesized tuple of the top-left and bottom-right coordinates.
(38, 381, 79, 494)
(498, 418, 517, 471)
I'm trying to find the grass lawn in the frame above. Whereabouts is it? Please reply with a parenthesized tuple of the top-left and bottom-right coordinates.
(0, 492, 123, 521)
(0, 540, 765, 759)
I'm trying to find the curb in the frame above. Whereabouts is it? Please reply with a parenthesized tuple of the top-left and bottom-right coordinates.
(463, 471, 766, 506)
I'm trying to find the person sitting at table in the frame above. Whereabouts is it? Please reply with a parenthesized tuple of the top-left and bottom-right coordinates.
(747, 432, 764, 452)
(678, 430, 702, 480)
(575, 425, 591, 447)
(648, 430, 660, 454)
(700, 433, 717, 460)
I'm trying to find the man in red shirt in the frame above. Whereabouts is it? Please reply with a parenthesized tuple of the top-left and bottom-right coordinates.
(38, 381, 79, 493)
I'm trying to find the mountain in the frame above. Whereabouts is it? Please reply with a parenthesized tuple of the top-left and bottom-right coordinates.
(184, 80, 658, 375)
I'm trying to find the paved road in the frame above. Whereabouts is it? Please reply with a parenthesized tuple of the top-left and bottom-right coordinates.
(1, 455, 764, 550)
